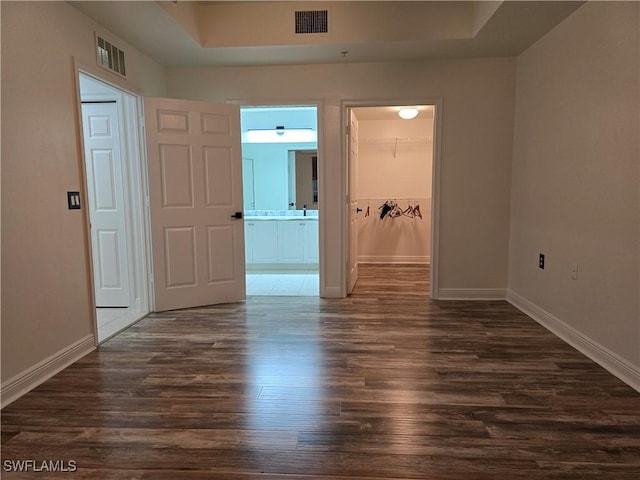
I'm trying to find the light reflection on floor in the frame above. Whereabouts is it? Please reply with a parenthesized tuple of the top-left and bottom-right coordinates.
(244, 307, 324, 433)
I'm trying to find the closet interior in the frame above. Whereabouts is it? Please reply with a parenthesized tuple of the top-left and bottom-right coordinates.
(352, 106, 434, 267)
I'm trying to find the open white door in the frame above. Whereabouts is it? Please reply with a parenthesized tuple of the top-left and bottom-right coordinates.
(82, 102, 131, 307)
(347, 109, 360, 294)
(144, 97, 246, 312)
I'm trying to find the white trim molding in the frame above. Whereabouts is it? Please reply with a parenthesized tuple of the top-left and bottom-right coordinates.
(322, 286, 343, 299)
(508, 290, 640, 393)
(438, 288, 507, 300)
(0, 335, 96, 408)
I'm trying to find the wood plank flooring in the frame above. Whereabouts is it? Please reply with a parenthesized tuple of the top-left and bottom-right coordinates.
(2, 265, 639, 479)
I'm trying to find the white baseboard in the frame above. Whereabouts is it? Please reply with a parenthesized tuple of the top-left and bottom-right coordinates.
(358, 256, 430, 264)
(507, 290, 640, 393)
(1, 334, 96, 408)
(438, 288, 507, 300)
(322, 286, 343, 298)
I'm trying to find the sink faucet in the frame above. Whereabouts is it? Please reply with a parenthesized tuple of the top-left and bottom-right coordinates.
(303, 204, 307, 216)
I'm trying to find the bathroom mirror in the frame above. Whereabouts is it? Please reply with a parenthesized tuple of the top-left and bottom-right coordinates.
(242, 146, 318, 211)
(288, 150, 318, 210)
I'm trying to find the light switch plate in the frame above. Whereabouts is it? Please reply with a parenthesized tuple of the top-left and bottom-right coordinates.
(67, 191, 81, 210)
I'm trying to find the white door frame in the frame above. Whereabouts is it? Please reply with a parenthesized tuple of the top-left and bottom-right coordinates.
(74, 64, 153, 344)
(234, 100, 324, 294)
(341, 99, 443, 299)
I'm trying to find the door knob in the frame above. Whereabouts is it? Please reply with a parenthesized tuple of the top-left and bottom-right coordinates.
(230, 211, 243, 219)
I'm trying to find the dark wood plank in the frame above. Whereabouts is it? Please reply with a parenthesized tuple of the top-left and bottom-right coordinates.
(1, 264, 639, 479)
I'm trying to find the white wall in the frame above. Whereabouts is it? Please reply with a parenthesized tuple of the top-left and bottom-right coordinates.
(166, 57, 516, 297)
(356, 117, 432, 264)
(508, 2, 640, 388)
(357, 117, 433, 198)
(1, 1, 166, 401)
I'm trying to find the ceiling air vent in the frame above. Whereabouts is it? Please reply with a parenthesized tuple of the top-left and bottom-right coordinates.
(95, 33, 127, 78)
(295, 10, 328, 34)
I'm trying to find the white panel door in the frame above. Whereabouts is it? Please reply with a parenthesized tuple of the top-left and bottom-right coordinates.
(347, 109, 360, 294)
(144, 97, 246, 311)
(81, 102, 131, 307)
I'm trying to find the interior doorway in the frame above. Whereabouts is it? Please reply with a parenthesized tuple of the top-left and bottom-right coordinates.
(240, 106, 320, 296)
(346, 104, 437, 296)
(78, 72, 150, 342)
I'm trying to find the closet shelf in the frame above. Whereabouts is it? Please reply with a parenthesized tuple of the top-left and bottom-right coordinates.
(359, 136, 432, 146)
(359, 136, 432, 159)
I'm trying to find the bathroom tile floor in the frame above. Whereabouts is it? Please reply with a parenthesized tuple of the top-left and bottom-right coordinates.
(246, 272, 319, 296)
(96, 307, 144, 343)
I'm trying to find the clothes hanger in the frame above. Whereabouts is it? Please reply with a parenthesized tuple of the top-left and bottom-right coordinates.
(379, 200, 394, 219)
(402, 201, 414, 218)
(413, 201, 422, 219)
(390, 199, 403, 218)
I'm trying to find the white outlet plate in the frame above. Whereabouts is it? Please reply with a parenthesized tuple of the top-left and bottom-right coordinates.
(571, 263, 578, 280)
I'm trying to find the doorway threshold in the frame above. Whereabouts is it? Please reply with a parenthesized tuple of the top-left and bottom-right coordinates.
(246, 272, 319, 296)
(96, 307, 146, 344)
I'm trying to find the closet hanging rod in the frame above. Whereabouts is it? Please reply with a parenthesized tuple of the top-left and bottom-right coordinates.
(359, 136, 432, 145)
(357, 197, 429, 201)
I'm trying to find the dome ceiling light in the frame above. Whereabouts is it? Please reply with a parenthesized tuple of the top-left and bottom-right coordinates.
(398, 108, 419, 120)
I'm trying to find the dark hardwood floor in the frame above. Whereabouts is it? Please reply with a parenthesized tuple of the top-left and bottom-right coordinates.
(2, 265, 639, 479)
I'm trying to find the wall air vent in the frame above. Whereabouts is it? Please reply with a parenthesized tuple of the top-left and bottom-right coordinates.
(295, 10, 328, 34)
(95, 33, 127, 78)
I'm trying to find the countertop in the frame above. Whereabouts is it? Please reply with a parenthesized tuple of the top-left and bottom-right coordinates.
(244, 216, 318, 221)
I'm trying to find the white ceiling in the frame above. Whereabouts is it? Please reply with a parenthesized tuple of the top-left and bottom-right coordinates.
(70, 1, 584, 68)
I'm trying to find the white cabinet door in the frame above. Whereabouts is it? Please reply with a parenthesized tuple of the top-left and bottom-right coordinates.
(251, 221, 278, 263)
(246, 219, 318, 266)
(302, 220, 319, 263)
(277, 221, 304, 263)
(244, 222, 254, 264)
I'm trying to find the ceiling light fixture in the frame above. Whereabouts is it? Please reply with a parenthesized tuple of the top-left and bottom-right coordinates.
(244, 127, 316, 143)
(398, 108, 419, 120)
